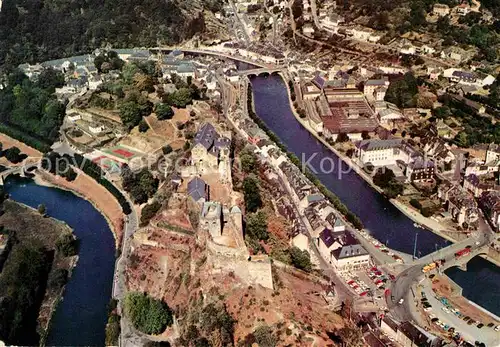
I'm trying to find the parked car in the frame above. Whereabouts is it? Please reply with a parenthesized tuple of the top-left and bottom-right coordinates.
(477, 323, 484, 329)
(487, 322, 494, 328)
(442, 307, 451, 313)
(495, 325, 500, 331)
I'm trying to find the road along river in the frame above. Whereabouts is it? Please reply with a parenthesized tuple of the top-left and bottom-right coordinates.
(248, 74, 500, 316)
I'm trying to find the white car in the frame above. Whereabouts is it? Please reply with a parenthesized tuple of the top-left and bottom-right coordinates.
(399, 298, 404, 304)
(442, 307, 451, 313)
(495, 325, 500, 332)
(424, 307, 432, 312)
(429, 314, 437, 319)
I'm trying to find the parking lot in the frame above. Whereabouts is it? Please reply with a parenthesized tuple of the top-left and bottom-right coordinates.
(340, 265, 396, 310)
(418, 277, 500, 346)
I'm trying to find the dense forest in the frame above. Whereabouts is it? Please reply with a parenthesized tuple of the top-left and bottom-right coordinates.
(0, 68, 66, 151)
(0, 0, 224, 69)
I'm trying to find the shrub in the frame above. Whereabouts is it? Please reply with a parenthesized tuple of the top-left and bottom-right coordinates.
(124, 292, 173, 335)
(410, 199, 422, 210)
(56, 233, 78, 257)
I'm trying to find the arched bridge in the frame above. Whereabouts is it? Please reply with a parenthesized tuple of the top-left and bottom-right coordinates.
(0, 161, 40, 185)
(237, 66, 286, 77)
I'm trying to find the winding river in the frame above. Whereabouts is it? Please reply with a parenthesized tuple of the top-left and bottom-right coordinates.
(4, 176, 115, 346)
(249, 74, 500, 316)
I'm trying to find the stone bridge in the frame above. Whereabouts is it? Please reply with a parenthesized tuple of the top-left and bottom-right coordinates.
(236, 66, 286, 77)
(0, 161, 39, 185)
(411, 237, 490, 272)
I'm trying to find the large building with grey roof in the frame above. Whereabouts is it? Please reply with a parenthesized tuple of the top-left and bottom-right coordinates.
(191, 122, 231, 180)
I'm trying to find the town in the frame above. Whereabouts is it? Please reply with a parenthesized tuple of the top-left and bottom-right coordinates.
(0, 0, 499, 346)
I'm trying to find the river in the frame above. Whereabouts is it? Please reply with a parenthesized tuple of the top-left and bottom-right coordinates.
(4, 176, 115, 346)
(248, 74, 500, 316)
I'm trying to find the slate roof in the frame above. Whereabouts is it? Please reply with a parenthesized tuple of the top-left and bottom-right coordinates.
(365, 79, 386, 86)
(194, 123, 218, 150)
(313, 75, 326, 89)
(332, 244, 368, 260)
(356, 139, 403, 151)
(319, 228, 337, 248)
(188, 177, 207, 201)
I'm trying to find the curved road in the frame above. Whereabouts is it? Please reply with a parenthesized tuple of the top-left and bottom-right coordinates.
(388, 229, 491, 325)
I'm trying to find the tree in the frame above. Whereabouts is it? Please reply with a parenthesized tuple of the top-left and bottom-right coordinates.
(246, 211, 268, 241)
(105, 314, 120, 346)
(140, 201, 162, 227)
(4, 147, 25, 164)
(138, 119, 149, 133)
(56, 232, 78, 257)
(37, 204, 46, 215)
(253, 325, 276, 347)
(409, 199, 422, 210)
(290, 246, 312, 272)
(36, 68, 65, 93)
(454, 131, 469, 147)
(346, 148, 355, 158)
(336, 132, 350, 143)
(119, 101, 143, 128)
(155, 103, 174, 120)
(162, 145, 173, 155)
(361, 131, 370, 140)
(373, 168, 396, 188)
(240, 153, 256, 173)
(243, 175, 262, 212)
(124, 292, 173, 335)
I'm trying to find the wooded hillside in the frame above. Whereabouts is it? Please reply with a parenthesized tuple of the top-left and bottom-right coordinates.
(0, 0, 223, 68)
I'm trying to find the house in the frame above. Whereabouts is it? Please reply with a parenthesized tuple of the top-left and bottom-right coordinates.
(301, 81, 322, 100)
(438, 183, 479, 227)
(317, 229, 370, 270)
(380, 317, 399, 341)
(378, 107, 403, 125)
(479, 191, 500, 232)
(321, 12, 344, 30)
(200, 201, 222, 239)
(455, 3, 470, 16)
(463, 174, 499, 197)
(176, 63, 196, 80)
(331, 243, 370, 271)
(67, 113, 82, 122)
(433, 3, 450, 16)
(302, 24, 315, 35)
(188, 177, 209, 203)
(440, 47, 467, 62)
(397, 321, 441, 347)
(400, 45, 417, 55)
(191, 123, 231, 176)
(89, 124, 105, 134)
(364, 79, 390, 101)
(406, 158, 435, 182)
(355, 139, 416, 167)
(317, 228, 345, 261)
(485, 143, 500, 164)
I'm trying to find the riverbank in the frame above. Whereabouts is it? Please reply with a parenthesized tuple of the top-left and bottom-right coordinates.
(33, 168, 124, 249)
(282, 78, 466, 243)
(0, 199, 78, 345)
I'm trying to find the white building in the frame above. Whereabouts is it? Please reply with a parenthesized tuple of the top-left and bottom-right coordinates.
(433, 3, 450, 16)
(331, 244, 370, 271)
(89, 124, 105, 134)
(363, 79, 390, 101)
(356, 139, 415, 167)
